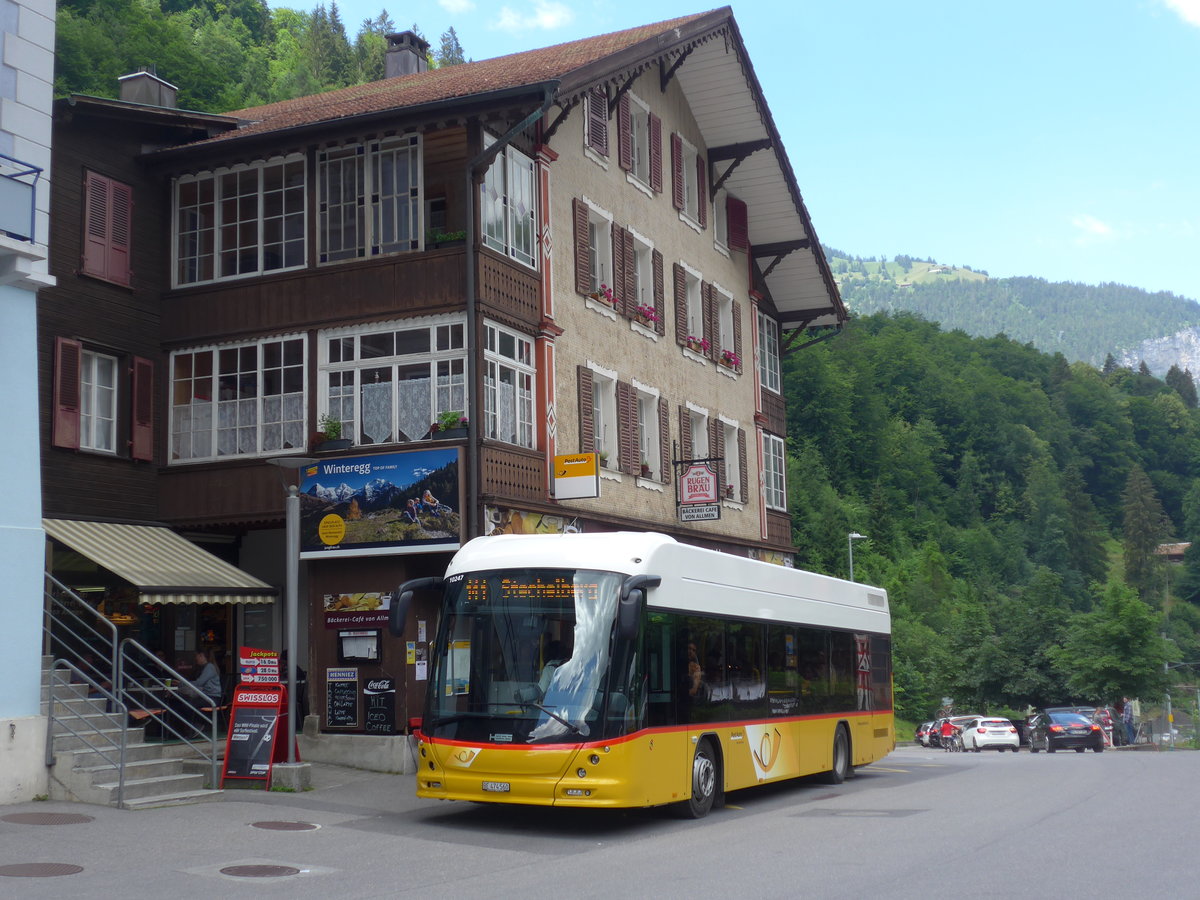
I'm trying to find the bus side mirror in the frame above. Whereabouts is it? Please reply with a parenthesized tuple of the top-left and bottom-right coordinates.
(618, 575, 660, 641)
(389, 577, 443, 638)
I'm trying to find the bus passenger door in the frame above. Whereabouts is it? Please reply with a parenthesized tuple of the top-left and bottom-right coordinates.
(643, 615, 688, 803)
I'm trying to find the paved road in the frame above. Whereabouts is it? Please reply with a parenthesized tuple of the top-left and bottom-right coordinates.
(1, 745, 1193, 898)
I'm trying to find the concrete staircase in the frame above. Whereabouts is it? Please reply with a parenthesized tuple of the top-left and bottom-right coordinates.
(42, 658, 225, 809)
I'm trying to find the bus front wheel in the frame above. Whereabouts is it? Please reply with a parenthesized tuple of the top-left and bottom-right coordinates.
(675, 739, 718, 818)
(819, 726, 850, 784)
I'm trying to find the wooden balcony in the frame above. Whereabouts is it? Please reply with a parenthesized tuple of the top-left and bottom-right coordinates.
(761, 390, 787, 436)
(480, 442, 545, 504)
(765, 509, 792, 548)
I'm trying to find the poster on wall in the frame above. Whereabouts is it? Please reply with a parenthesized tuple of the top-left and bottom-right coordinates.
(484, 506, 580, 535)
(323, 591, 392, 629)
(300, 448, 461, 558)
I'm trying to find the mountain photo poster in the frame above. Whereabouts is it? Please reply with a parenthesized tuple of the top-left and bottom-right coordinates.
(298, 448, 461, 558)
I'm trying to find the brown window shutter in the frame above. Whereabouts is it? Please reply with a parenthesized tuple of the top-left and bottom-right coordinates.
(673, 263, 688, 345)
(577, 366, 594, 452)
(649, 113, 662, 193)
(670, 133, 684, 211)
(573, 198, 591, 295)
(658, 397, 670, 484)
(622, 228, 635, 315)
(587, 87, 609, 156)
(616, 381, 637, 474)
(679, 406, 692, 460)
(617, 92, 632, 171)
(727, 195, 748, 251)
(53, 337, 82, 450)
(109, 180, 133, 286)
(733, 299, 744, 373)
(737, 427, 748, 501)
(697, 154, 708, 229)
(611, 225, 626, 315)
(131, 356, 154, 461)
(703, 282, 718, 359)
(82, 172, 109, 280)
(652, 249, 665, 335)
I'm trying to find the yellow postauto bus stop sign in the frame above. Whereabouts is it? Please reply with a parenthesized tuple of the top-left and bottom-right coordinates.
(553, 453, 600, 500)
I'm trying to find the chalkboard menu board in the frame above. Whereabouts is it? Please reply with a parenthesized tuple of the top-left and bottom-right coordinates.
(221, 685, 284, 786)
(363, 677, 396, 735)
(326, 668, 358, 728)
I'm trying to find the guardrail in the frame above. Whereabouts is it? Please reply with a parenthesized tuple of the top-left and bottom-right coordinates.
(0, 152, 41, 243)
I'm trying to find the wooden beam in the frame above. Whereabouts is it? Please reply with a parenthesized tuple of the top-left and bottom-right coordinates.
(660, 45, 695, 92)
(540, 98, 577, 146)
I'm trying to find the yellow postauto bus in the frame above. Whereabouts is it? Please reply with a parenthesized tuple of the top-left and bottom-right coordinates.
(389, 532, 893, 817)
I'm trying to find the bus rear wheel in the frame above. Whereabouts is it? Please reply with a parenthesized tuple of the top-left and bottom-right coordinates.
(819, 726, 850, 784)
(675, 739, 718, 819)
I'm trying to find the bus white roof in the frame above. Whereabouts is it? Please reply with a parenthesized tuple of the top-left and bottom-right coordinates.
(446, 532, 889, 632)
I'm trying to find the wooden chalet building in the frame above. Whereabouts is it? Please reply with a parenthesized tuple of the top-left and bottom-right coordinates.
(37, 7, 845, 753)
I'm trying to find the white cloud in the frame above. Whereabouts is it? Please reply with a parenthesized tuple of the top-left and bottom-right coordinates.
(1071, 214, 1116, 245)
(492, 1, 575, 32)
(1164, 0, 1200, 26)
(438, 0, 476, 14)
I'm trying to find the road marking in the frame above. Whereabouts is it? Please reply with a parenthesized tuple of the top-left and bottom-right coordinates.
(866, 766, 909, 773)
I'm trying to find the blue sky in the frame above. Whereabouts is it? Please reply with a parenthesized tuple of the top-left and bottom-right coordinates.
(293, 0, 1200, 301)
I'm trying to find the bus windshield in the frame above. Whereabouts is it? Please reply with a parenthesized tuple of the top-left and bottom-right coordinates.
(426, 568, 627, 744)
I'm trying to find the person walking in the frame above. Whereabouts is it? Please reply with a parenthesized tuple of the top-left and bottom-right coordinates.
(1122, 697, 1135, 744)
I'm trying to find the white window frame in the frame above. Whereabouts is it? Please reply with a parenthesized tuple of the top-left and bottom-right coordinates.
(629, 93, 651, 186)
(721, 417, 741, 502)
(684, 266, 703, 339)
(633, 379, 660, 479)
(80, 350, 118, 453)
(173, 154, 307, 287)
(757, 309, 781, 394)
(484, 320, 536, 448)
(687, 401, 709, 459)
(482, 135, 537, 269)
(713, 187, 729, 252)
(763, 432, 786, 511)
(318, 317, 466, 447)
(715, 284, 734, 356)
(589, 363, 618, 468)
(318, 134, 422, 263)
(630, 228, 653, 311)
(169, 334, 307, 463)
(680, 135, 700, 225)
(582, 199, 614, 297)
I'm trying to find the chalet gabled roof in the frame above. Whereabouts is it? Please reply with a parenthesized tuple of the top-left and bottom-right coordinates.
(155, 6, 844, 330)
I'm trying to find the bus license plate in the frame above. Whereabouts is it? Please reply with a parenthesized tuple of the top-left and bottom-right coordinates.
(482, 781, 510, 793)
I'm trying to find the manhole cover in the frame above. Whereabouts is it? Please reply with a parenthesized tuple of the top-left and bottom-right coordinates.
(251, 821, 319, 831)
(1, 813, 94, 826)
(220, 865, 301, 878)
(0, 863, 85, 878)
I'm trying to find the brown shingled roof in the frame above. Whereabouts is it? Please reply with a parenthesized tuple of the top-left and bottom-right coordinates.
(195, 11, 718, 147)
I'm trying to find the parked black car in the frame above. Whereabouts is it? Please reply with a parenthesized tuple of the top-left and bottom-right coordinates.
(1027, 710, 1105, 753)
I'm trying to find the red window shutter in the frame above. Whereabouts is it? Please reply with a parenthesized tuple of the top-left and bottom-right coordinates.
(577, 366, 594, 452)
(611, 225, 626, 314)
(671, 133, 684, 211)
(587, 87, 609, 156)
(703, 282, 718, 359)
(131, 356, 154, 461)
(658, 397, 670, 484)
(109, 181, 133, 286)
(733, 299, 744, 373)
(727, 196, 748, 251)
(622, 228, 635, 316)
(82, 172, 109, 280)
(679, 406, 692, 460)
(673, 263, 687, 345)
(617, 93, 632, 172)
(53, 337, 82, 450)
(709, 418, 723, 486)
(697, 154, 708, 229)
(737, 428, 748, 501)
(652, 249, 665, 335)
(616, 381, 637, 475)
(649, 113, 662, 193)
(573, 198, 591, 296)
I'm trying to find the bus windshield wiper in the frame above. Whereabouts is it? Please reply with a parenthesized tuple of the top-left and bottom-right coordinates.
(525, 702, 584, 736)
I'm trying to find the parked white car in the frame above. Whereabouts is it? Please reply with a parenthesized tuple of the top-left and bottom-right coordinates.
(961, 717, 1020, 752)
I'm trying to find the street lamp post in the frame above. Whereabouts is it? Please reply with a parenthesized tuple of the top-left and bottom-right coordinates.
(848, 532, 867, 582)
(267, 456, 318, 766)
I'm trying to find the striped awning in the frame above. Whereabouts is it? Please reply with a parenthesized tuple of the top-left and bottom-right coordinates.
(43, 518, 276, 605)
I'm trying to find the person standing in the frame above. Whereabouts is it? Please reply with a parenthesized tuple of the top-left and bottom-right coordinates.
(1122, 697, 1135, 744)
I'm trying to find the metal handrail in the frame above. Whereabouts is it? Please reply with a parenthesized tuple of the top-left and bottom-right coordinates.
(0, 151, 41, 243)
(119, 637, 221, 787)
(44, 573, 119, 690)
(45, 660, 128, 808)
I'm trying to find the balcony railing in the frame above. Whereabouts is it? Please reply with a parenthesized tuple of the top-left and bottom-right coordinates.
(0, 152, 41, 243)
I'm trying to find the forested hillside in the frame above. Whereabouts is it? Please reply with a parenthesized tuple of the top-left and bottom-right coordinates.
(828, 248, 1200, 368)
(786, 313, 1200, 720)
(54, 0, 465, 111)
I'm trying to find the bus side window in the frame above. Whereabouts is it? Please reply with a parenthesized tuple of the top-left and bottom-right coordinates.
(644, 616, 674, 727)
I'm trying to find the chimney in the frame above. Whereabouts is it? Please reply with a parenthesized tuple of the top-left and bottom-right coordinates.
(385, 32, 431, 78)
(118, 67, 178, 108)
